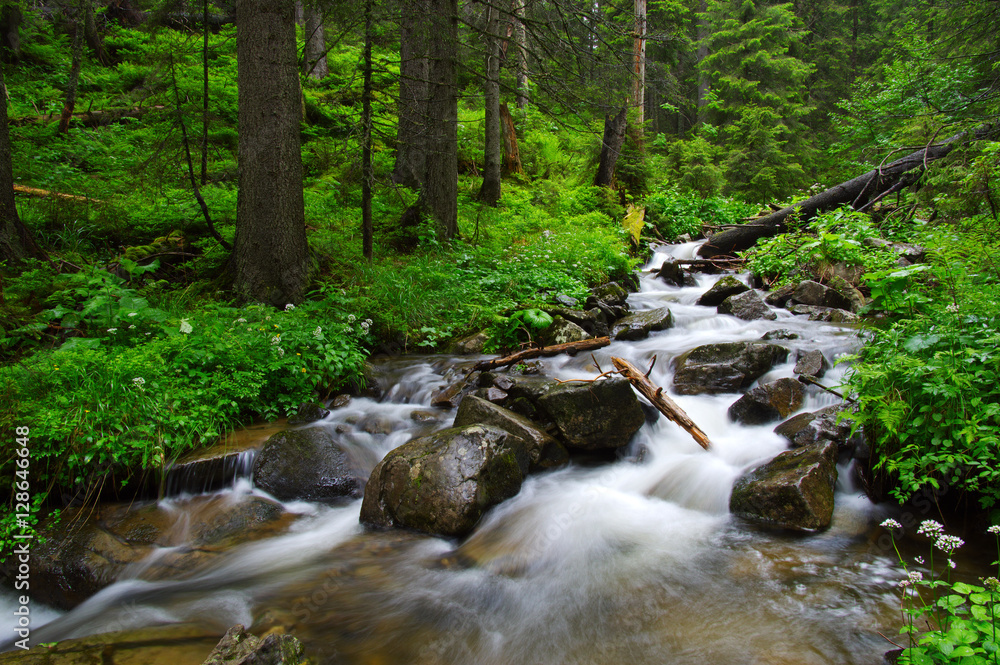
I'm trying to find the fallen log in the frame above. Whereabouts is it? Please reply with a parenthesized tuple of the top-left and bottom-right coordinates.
(611, 356, 711, 450)
(698, 124, 998, 258)
(11, 105, 166, 128)
(13, 184, 102, 203)
(472, 337, 611, 372)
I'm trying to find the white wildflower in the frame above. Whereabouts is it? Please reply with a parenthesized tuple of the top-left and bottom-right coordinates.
(277, 347, 285, 357)
(360, 321, 371, 333)
(132, 377, 146, 388)
(935, 534, 964, 555)
(127, 312, 138, 317)
(881, 518, 903, 530)
(914, 556, 924, 564)
(908, 570, 923, 583)
(313, 326, 322, 339)
(917, 520, 944, 537)
(108, 328, 118, 334)
(237, 318, 247, 324)
(946, 303, 960, 313)
(897, 579, 911, 588)
(129, 325, 136, 330)
(271, 335, 281, 345)
(348, 314, 357, 323)
(285, 303, 295, 311)
(179, 319, 193, 334)
(948, 559, 957, 569)
(988, 525, 1000, 535)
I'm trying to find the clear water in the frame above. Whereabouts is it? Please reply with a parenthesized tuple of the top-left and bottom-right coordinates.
(3, 244, 931, 663)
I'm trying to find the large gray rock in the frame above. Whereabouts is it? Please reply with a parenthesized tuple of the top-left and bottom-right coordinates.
(655, 260, 696, 287)
(794, 349, 828, 378)
(728, 378, 805, 425)
(545, 307, 609, 338)
(448, 330, 490, 354)
(775, 405, 855, 450)
(287, 401, 330, 425)
(827, 275, 866, 312)
(729, 440, 838, 532)
(697, 276, 749, 306)
(360, 425, 529, 537)
(611, 307, 674, 341)
(788, 304, 860, 323)
(537, 376, 646, 450)
(203, 625, 306, 665)
(718, 290, 777, 321)
(586, 282, 630, 319)
(2, 498, 286, 610)
(791, 280, 852, 310)
(764, 284, 797, 308)
(545, 316, 591, 345)
(454, 395, 568, 470)
(252, 428, 363, 502)
(673, 342, 789, 395)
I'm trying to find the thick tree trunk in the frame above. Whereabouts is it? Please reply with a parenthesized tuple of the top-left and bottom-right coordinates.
(58, 2, 85, 135)
(233, 0, 308, 306)
(512, 0, 528, 109)
(477, 0, 502, 206)
(594, 106, 627, 187)
(1, 3, 22, 61)
(201, 0, 209, 185)
(632, 0, 646, 130)
(392, 0, 429, 188)
(1, 70, 47, 266)
(422, 0, 458, 238)
(301, 2, 328, 79)
(698, 125, 999, 258)
(695, 0, 709, 124)
(500, 103, 522, 175)
(83, 0, 111, 65)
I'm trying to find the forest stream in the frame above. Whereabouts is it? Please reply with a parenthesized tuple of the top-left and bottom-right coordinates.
(2, 241, 994, 665)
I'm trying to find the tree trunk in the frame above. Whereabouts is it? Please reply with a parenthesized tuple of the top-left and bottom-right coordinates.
(632, 0, 646, 130)
(698, 125, 999, 258)
(361, 0, 373, 259)
(392, 0, 429, 188)
(302, 2, 328, 79)
(594, 106, 627, 187)
(1, 3, 22, 62)
(512, 0, 528, 109)
(422, 0, 458, 238)
(1, 70, 47, 266)
(477, 0, 502, 206)
(83, 0, 111, 65)
(233, 0, 308, 306)
(201, 0, 209, 185)
(695, 0, 709, 124)
(500, 103, 522, 175)
(58, 1, 85, 135)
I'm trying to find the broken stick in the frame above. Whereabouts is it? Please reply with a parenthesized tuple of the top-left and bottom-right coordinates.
(611, 356, 712, 450)
(473, 337, 611, 372)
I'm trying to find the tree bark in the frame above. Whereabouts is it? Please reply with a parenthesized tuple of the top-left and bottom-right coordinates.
(57, 0, 85, 135)
(698, 125, 999, 258)
(392, 0, 429, 188)
(83, 0, 111, 65)
(233, 0, 308, 306)
(301, 2, 328, 79)
(1, 70, 47, 266)
(201, 0, 209, 185)
(611, 357, 711, 450)
(594, 106, 627, 187)
(500, 103, 522, 175)
(361, 0, 373, 259)
(632, 0, 646, 130)
(1, 3, 22, 62)
(477, 0, 502, 206)
(422, 0, 458, 238)
(512, 0, 528, 109)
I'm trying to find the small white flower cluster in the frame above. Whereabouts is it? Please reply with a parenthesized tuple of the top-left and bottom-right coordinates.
(361, 319, 372, 333)
(946, 303, 960, 313)
(277, 347, 285, 357)
(179, 319, 193, 334)
(988, 525, 1000, 535)
(128, 312, 138, 317)
(271, 335, 281, 345)
(348, 314, 357, 323)
(132, 377, 146, 388)
(880, 518, 903, 530)
(898, 570, 924, 588)
(108, 328, 118, 334)
(285, 303, 296, 311)
(917, 520, 944, 537)
(934, 534, 964, 555)
(237, 318, 247, 324)
(313, 326, 323, 339)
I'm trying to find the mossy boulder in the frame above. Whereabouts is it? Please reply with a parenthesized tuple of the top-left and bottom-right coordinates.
(537, 376, 645, 450)
(360, 425, 530, 537)
(775, 405, 855, 451)
(728, 378, 805, 425)
(718, 290, 776, 321)
(673, 342, 789, 395)
(202, 625, 306, 665)
(454, 395, 568, 471)
(545, 316, 591, 345)
(729, 440, 838, 532)
(791, 280, 852, 310)
(252, 428, 363, 502)
(697, 276, 749, 306)
(793, 349, 828, 378)
(611, 307, 674, 341)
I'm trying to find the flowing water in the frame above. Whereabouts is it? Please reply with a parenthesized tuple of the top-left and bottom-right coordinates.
(4, 242, 947, 663)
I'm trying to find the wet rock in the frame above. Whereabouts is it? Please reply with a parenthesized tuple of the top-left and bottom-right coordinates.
(827, 275, 866, 312)
(448, 330, 490, 354)
(729, 440, 838, 532)
(794, 349, 828, 378)
(718, 290, 777, 321)
(545, 316, 591, 344)
(410, 410, 440, 423)
(775, 405, 854, 451)
(655, 260, 696, 287)
(202, 625, 306, 665)
(287, 402, 330, 425)
(611, 307, 674, 341)
(537, 376, 645, 450)
(330, 394, 352, 409)
(5, 497, 286, 610)
(788, 304, 859, 323)
(761, 329, 799, 341)
(0, 624, 224, 665)
(554, 293, 578, 307)
(472, 387, 509, 403)
(696, 276, 749, 307)
(791, 280, 852, 311)
(348, 361, 386, 399)
(430, 372, 480, 409)
(728, 378, 805, 425)
(586, 282, 630, 319)
(166, 440, 260, 496)
(545, 307, 609, 338)
(764, 284, 797, 308)
(252, 428, 363, 502)
(455, 395, 568, 471)
(360, 425, 529, 537)
(673, 342, 789, 395)
(359, 414, 395, 435)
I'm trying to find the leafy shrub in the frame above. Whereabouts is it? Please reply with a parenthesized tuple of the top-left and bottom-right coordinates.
(644, 185, 754, 242)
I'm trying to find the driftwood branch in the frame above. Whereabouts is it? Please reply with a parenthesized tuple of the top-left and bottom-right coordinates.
(698, 124, 998, 258)
(13, 184, 102, 203)
(472, 337, 611, 372)
(797, 374, 857, 404)
(611, 356, 711, 450)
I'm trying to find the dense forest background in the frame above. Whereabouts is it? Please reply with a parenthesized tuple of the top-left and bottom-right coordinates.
(0, 0, 998, 548)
